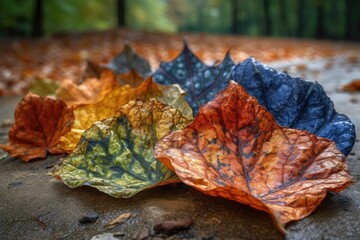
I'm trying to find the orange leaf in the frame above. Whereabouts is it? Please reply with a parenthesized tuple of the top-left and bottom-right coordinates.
(59, 77, 192, 152)
(55, 69, 119, 106)
(340, 79, 360, 92)
(117, 69, 145, 87)
(0, 93, 74, 161)
(155, 81, 353, 233)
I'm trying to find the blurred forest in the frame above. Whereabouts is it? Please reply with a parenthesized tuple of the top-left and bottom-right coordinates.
(0, 0, 359, 41)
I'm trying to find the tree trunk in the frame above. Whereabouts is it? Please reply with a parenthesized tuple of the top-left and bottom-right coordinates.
(31, 0, 43, 37)
(231, 0, 238, 34)
(297, 0, 304, 38)
(316, 0, 325, 39)
(263, 0, 272, 36)
(117, 0, 126, 27)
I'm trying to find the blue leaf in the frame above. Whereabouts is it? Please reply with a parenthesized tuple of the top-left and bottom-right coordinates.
(154, 41, 235, 114)
(230, 57, 356, 155)
(107, 43, 151, 78)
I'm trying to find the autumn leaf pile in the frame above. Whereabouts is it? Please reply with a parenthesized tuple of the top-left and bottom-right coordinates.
(0, 42, 355, 234)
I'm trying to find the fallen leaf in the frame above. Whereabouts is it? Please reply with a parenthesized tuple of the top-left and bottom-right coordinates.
(53, 99, 191, 197)
(154, 41, 235, 114)
(28, 77, 59, 97)
(230, 57, 356, 156)
(56, 69, 119, 106)
(117, 69, 145, 87)
(340, 79, 360, 92)
(59, 77, 192, 152)
(105, 213, 132, 229)
(107, 43, 152, 78)
(81, 60, 107, 82)
(0, 93, 74, 161)
(155, 81, 353, 233)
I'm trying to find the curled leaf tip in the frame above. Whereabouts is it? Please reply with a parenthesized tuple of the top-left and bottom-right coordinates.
(155, 81, 354, 232)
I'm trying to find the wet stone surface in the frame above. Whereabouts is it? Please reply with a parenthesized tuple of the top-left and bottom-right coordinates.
(1, 55, 360, 239)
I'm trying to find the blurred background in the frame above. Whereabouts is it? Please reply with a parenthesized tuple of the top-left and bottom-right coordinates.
(1, 0, 359, 41)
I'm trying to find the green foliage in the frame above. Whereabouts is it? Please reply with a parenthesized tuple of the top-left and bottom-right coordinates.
(44, 0, 116, 34)
(126, 0, 177, 33)
(0, 0, 34, 37)
(0, 0, 359, 40)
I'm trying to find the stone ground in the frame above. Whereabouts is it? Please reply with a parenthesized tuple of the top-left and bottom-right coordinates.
(0, 50, 360, 239)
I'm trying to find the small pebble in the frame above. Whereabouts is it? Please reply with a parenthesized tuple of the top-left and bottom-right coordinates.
(153, 217, 193, 235)
(79, 211, 99, 223)
(132, 228, 150, 240)
(8, 181, 23, 189)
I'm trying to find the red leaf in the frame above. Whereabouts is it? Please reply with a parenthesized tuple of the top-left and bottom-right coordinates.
(0, 93, 74, 161)
(155, 81, 353, 233)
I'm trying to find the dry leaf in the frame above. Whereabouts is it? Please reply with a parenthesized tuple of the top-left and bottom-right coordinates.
(53, 99, 191, 197)
(0, 93, 74, 161)
(80, 60, 107, 81)
(105, 213, 132, 229)
(231, 58, 356, 156)
(154, 41, 235, 114)
(56, 69, 119, 106)
(59, 77, 192, 152)
(117, 69, 145, 87)
(340, 79, 360, 92)
(155, 81, 353, 233)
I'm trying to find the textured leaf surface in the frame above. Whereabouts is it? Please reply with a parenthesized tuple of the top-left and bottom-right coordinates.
(155, 81, 353, 233)
(0, 94, 74, 161)
(154, 41, 235, 114)
(56, 70, 119, 106)
(54, 99, 191, 197)
(107, 43, 152, 78)
(230, 58, 356, 155)
(59, 77, 192, 152)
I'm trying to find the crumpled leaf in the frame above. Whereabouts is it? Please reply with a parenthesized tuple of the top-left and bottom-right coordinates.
(155, 81, 353, 233)
(53, 99, 191, 197)
(230, 57, 356, 156)
(56, 69, 119, 106)
(107, 43, 152, 78)
(59, 77, 192, 152)
(0, 93, 74, 161)
(28, 77, 59, 97)
(154, 41, 235, 114)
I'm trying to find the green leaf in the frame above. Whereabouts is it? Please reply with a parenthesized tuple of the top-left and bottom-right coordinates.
(53, 99, 191, 198)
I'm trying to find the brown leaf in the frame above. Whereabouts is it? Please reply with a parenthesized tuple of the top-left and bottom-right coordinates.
(55, 69, 119, 106)
(117, 69, 145, 87)
(155, 81, 353, 233)
(105, 213, 132, 229)
(0, 93, 74, 161)
(340, 79, 360, 92)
